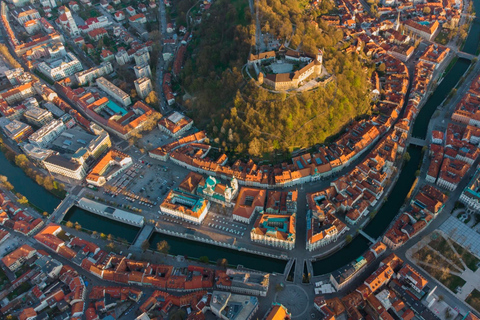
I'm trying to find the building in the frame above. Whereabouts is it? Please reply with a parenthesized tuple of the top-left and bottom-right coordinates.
(21, 143, 55, 164)
(96, 77, 131, 107)
(1, 244, 37, 271)
(50, 127, 111, 160)
(43, 154, 88, 180)
(210, 291, 259, 320)
(36, 52, 83, 81)
(134, 48, 150, 66)
(57, 7, 79, 36)
(197, 176, 239, 207)
(28, 119, 66, 148)
(403, 20, 439, 41)
(233, 187, 266, 224)
(250, 213, 296, 250)
(265, 190, 297, 214)
(24, 106, 54, 126)
(134, 64, 151, 79)
(460, 168, 480, 213)
(0, 119, 34, 143)
(263, 303, 291, 320)
(158, 112, 194, 138)
(134, 77, 153, 99)
(75, 62, 113, 85)
(86, 150, 132, 186)
(160, 189, 210, 224)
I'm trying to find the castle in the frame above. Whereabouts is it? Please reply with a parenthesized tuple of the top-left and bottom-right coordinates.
(248, 49, 323, 90)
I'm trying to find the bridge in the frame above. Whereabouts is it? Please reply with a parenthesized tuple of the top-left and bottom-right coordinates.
(409, 137, 427, 147)
(458, 51, 477, 60)
(358, 230, 377, 244)
(49, 194, 77, 223)
(440, 43, 477, 61)
(131, 224, 155, 250)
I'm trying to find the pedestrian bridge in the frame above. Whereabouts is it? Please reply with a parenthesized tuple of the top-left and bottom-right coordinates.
(458, 51, 476, 60)
(409, 137, 427, 147)
(358, 230, 377, 244)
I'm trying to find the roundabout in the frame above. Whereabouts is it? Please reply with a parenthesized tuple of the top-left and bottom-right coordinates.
(274, 284, 310, 318)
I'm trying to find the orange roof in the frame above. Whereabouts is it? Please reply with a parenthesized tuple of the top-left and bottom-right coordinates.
(1, 244, 36, 269)
(266, 304, 290, 320)
(19, 308, 36, 320)
(233, 187, 266, 220)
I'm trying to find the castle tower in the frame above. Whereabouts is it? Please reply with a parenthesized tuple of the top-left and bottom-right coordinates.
(258, 72, 264, 85)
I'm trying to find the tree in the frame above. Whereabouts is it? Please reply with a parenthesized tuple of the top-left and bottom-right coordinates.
(145, 91, 159, 106)
(130, 89, 138, 98)
(92, 231, 98, 237)
(0, 175, 13, 190)
(66, 221, 74, 228)
(107, 234, 113, 241)
(100, 233, 107, 239)
(75, 223, 82, 231)
(217, 258, 228, 268)
(403, 152, 411, 162)
(141, 239, 150, 252)
(346, 234, 353, 244)
(199, 256, 209, 263)
(248, 138, 262, 157)
(106, 242, 116, 252)
(156, 240, 170, 254)
(423, 7, 431, 15)
(17, 195, 28, 205)
(43, 211, 49, 217)
(275, 283, 285, 292)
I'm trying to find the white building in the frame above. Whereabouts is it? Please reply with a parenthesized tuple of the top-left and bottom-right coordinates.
(96, 77, 131, 106)
(134, 64, 151, 79)
(134, 77, 153, 99)
(75, 62, 113, 85)
(159, 190, 210, 225)
(40, 0, 57, 8)
(57, 7, 79, 36)
(24, 107, 54, 127)
(134, 48, 150, 66)
(28, 119, 66, 148)
(43, 155, 88, 180)
(36, 52, 83, 81)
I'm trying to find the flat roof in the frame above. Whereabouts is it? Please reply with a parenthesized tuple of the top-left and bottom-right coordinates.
(79, 198, 144, 225)
(50, 127, 95, 155)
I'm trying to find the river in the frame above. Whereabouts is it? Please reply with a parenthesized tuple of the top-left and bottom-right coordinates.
(0, 150, 60, 213)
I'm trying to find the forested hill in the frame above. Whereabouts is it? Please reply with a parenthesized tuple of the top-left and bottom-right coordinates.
(177, 0, 374, 160)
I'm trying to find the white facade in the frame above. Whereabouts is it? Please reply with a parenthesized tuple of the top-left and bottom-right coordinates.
(28, 119, 66, 148)
(134, 77, 153, 99)
(134, 49, 150, 66)
(43, 155, 87, 180)
(96, 77, 131, 106)
(37, 52, 83, 81)
(134, 64, 151, 78)
(75, 62, 113, 85)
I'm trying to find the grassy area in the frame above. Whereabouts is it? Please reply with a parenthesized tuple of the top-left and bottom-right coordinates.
(435, 30, 452, 45)
(414, 246, 462, 271)
(429, 237, 464, 270)
(421, 264, 466, 292)
(451, 241, 480, 271)
(466, 289, 480, 313)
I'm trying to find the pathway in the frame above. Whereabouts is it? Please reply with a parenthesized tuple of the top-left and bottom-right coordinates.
(358, 230, 377, 244)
